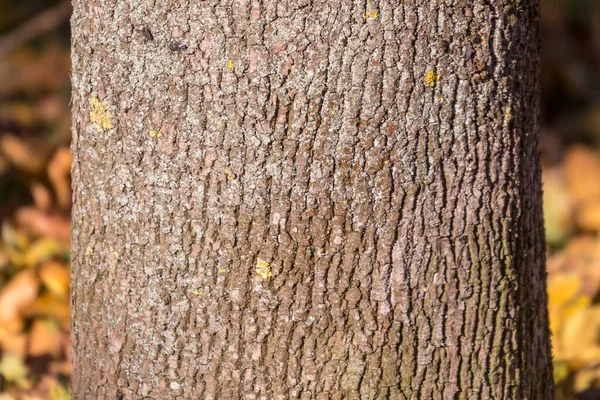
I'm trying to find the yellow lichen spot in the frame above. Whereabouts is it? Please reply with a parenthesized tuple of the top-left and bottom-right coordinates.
(90, 98, 113, 131)
(424, 70, 441, 87)
(225, 166, 234, 181)
(113, 251, 119, 257)
(227, 59, 234, 70)
(255, 258, 272, 279)
(505, 105, 513, 122)
(383, 159, 389, 165)
(481, 39, 487, 45)
(193, 289, 202, 296)
(220, 268, 227, 273)
(86, 246, 93, 256)
(365, 10, 379, 20)
(150, 130, 163, 138)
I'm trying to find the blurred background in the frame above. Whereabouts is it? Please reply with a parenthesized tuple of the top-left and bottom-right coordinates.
(0, 0, 598, 399)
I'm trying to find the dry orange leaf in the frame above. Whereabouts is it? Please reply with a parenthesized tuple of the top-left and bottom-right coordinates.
(565, 145, 600, 206)
(0, 328, 27, 358)
(24, 293, 70, 326)
(0, 134, 46, 174)
(30, 183, 52, 213)
(0, 318, 23, 334)
(548, 272, 585, 310)
(39, 261, 69, 298)
(548, 236, 600, 297)
(0, 270, 39, 322)
(28, 319, 61, 357)
(47, 148, 71, 210)
(576, 200, 600, 231)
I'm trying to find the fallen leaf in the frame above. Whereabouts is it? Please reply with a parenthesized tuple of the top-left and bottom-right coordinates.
(576, 200, 600, 231)
(6, 238, 65, 269)
(0, 134, 46, 173)
(15, 207, 70, 244)
(0, 327, 27, 357)
(30, 183, 52, 213)
(565, 145, 600, 206)
(28, 319, 61, 357)
(47, 148, 71, 210)
(543, 168, 574, 245)
(0, 354, 27, 384)
(2, 223, 29, 250)
(24, 293, 70, 326)
(561, 306, 600, 368)
(0, 270, 39, 322)
(40, 261, 69, 298)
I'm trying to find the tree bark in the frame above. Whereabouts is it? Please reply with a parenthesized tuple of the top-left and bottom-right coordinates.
(71, 0, 552, 399)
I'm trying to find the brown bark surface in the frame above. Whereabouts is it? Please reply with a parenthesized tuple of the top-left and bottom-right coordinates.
(71, 0, 552, 398)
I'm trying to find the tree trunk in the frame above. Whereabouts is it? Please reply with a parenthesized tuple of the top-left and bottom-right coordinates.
(70, 0, 552, 398)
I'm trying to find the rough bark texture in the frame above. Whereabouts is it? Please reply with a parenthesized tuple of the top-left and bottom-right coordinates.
(71, 0, 552, 399)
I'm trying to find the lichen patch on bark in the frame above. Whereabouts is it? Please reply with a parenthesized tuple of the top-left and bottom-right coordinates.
(89, 97, 112, 131)
(255, 258, 272, 279)
(424, 69, 441, 87)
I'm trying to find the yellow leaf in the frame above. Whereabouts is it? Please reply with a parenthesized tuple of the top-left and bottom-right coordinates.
(24, 293, 70, 326)
(0, 354, 27, 384)
(22, 238, 64, 268)
(50, 383, 71, 400)
(2, 224, 28, 250)
(542, 168, 573, 245)
(548, 272, 584, 310)
(560, 306, 600, 369)
(6, 238, 65, 269)
(553, 360, 570, 384)
(40, 261, 70, 297)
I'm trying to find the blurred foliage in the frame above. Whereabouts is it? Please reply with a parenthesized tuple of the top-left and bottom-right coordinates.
(0, 1, 71, 399)
(538, 0, 600, 398)
(0, 0, 598, 399)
